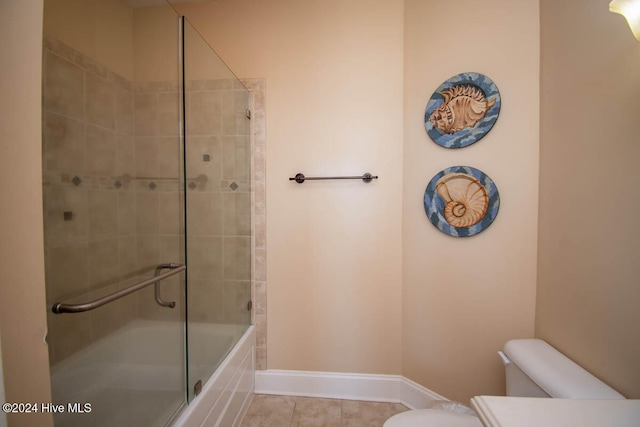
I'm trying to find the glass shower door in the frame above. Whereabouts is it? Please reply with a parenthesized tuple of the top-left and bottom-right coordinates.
(182, 18, 252, 401)
(42, 2, 186, 426)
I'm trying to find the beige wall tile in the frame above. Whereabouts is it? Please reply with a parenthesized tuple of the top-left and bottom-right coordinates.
(254, 214, 266, 250)
(88, 238, 119, 288)
(187, 91, 222, 135)
(44, 51, 84, 120)
(117, 191, 136, 236)
(88, 190, 118, 240)
(118, 236, 137, 276)
(43, 112, 84, 174)
(223, 236, 250, 281)
(156, 136, 180, 178)
(185, 136, 222, 190)
(85, 124, 116, 176)
(77, 55, 107, 81)
(222, 90, 250, 136)
(135, 92, 157, 136)
(188, 278, 225, 323)
(222, 192, 251, 236)
(116, 133, 135, 176)
(252, 146, 265, 184)
(255, 348, 267, 371)
(222, 135, 250, 181)
(160, 235, 182, 264)
(249, 81, 266, 368)
(253, 184, 265, 215)
(253, 281, 266, 315)
(85, 72, 116, 129)
(115, 85, 134, 134)
(253, 248, 266, 282)
(135, 137, 159, 177)
(223, 280, 251, 324)
(187, 236, 223, 280)
(158, 192, 182, 235)
(136, 191, 160, 235)
(137, 235, 160, 271)
(187, 192, 222, 236)
(254, 314, 266, 349)
(43, 187, 88, 246)
(188, 79, 233, 91)
(157, 92, 180, 136)
(45, 244, 89, 301)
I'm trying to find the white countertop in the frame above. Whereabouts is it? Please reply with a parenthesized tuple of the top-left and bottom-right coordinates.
(470, 396, 640, 427)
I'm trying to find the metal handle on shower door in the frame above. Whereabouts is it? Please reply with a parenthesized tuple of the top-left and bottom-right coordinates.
(154, 263, 181, 308)
(51, 263, 185, 314)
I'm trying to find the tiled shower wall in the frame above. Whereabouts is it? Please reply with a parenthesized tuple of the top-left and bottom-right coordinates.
(243, 78, 267, 370)
(43, 36, 266, 368)
(182, 77, 252, 326)
(127, 78, 183, 324)
(43, 35, 144, 364)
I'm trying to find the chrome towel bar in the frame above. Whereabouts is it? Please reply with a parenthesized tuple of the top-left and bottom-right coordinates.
(289, 172, 378, 184)
(51, 263, 185, 314)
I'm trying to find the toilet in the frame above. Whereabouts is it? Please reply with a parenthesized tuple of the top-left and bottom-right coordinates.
(384, 339, 625, 427)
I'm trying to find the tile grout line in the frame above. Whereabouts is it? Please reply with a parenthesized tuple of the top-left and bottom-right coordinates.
(288, 398, 296, 427)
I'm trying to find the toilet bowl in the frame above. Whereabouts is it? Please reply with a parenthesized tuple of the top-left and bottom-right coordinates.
(384, 409, 482, 427)
(383, 339, 624, 427)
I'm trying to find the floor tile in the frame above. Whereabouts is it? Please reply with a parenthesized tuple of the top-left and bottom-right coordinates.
(342, 400, 407, 426)
(240, 394, 409, 427)
(290, 397, 342, 427)
(240, 394, 296, 427)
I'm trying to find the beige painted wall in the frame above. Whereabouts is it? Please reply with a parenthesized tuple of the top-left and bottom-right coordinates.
(175, 0, 405, 375)
(0, 1, 54, 426)
(402, 0, 540, 402)
(44, 0, 135, 80)
(537, 0, 640, 398)
(43, 0, 187, 84)
(133, 5, 182, 82)
(178, 0, 539, 400)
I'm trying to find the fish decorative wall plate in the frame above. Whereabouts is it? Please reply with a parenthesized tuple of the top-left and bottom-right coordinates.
(424, 166, 500, 237)
(425, 72, 501, 149)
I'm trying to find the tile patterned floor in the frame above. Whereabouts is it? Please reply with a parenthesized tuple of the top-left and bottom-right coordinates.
(240, 394, 409, 427)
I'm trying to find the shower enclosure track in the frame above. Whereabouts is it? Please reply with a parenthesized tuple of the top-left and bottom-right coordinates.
(51, 263, 185, 314)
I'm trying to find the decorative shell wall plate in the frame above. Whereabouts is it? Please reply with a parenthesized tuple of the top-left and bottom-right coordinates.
(425, 72, 501, 149)
(424, 166, 500, 237)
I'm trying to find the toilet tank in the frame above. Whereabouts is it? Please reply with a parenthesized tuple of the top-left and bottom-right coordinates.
(499, 339, 625, 399)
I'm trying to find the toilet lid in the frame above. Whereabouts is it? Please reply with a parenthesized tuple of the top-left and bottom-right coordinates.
(384, 409, 483, 427)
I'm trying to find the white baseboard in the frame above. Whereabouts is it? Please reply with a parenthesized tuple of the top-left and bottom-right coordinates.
(254, 369, 448, 410)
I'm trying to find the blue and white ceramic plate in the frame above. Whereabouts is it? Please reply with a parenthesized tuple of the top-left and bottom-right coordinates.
(425, 72, 501, 149)
(424, 166, 499, 237)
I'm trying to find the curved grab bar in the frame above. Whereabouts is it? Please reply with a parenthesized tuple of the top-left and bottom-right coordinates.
(52, 263, 185, 314)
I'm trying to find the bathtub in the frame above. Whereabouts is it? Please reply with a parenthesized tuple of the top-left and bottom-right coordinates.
(50, 320, 255, 427)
